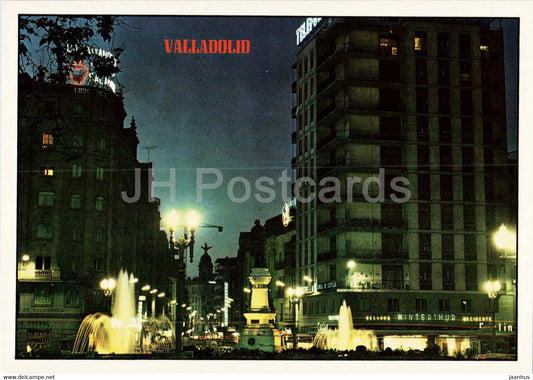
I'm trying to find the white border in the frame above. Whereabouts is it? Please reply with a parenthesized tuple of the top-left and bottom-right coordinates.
(1, 0, 531, 376)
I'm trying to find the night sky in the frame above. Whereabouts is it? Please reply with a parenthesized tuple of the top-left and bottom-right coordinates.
(54, 16, 518, 277)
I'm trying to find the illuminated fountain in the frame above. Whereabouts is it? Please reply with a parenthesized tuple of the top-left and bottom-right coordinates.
(313, 300, 378, 351)
(72, 270, 140, 354)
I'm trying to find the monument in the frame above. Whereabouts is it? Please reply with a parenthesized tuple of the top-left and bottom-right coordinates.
(239, 268, 277, 352)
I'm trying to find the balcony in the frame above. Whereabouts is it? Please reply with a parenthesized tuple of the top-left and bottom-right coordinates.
(18, 267, 61, 281)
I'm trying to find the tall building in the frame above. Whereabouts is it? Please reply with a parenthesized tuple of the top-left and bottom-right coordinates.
(16, 74, 167, 355)
(291, 18, 515, 354)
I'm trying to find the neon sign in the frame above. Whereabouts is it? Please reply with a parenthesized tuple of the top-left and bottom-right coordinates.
(296, 18, 322, 45)
(68, 61, 89, 86)
(66, 44, 118, 92)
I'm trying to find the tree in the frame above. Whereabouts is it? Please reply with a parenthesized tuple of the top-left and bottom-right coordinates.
(19, 16, 124, 86)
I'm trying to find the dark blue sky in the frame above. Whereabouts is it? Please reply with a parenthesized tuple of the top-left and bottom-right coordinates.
(110, 17, 518, 277)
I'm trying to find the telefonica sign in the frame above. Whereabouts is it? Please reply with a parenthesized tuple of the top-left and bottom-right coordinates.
(296, 18, 322, 45)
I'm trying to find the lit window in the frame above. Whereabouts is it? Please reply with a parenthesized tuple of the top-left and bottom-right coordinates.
(42, 168, 54, 177)
(96, 167, 104, 180)
(95, 196, 104, 211)
(37, 224, 53, 239)
(38, 192, 54, 207)
(480, 45, 489, 52)
(71, 194, 82, 209)
(42, 132, 53, 148)
(72, 164, 82, 178)
(414, 37, 424, 51)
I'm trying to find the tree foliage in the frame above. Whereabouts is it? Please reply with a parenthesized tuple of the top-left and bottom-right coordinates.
(19, 16, 124, 85)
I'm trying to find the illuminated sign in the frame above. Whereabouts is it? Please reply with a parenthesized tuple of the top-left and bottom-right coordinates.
(296, 18, 322, 45)
(282, 203, 290, 227)
(66, 44, 118, 92)
(316, 281, 337, 291)
(69, 61, 89, 86)
(364, 314, 492, 322)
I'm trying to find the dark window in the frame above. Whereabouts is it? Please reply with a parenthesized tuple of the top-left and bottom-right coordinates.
(442, 234, 454, 260)
(438, 60, 450, 85)
(463, 176, 475, 201)
(439, 117, 451, 142)
(459, 34, 471, 58)
(418, 173, 430, 200)
(439, 298, 451, 312)
(441, 204, 454, 230)
(416, 88, 428, 113)
(485, 177, 495, 202)
(380, 88, 401, 111)
(464, 205, 476, 231)
(437, 33, 449, 57)
(462, 118, 473, 143)
(462, 147, 474, 173)
(94, 258, 104, 272)
(440, 174, 453, 201)
(34, 287, 52, 305)
(442, 264, 455, 290)
(464, 234, 477, 261)
(416, 59, 427, 84)
(37, 224, 53, 239)
(417, 116, 429, 142)
(36, 256, 51, 270)
(465, 264, 478, 290)
(381, 204, 403, 229)
(415, 298, 428, 312)
(38, 192, 55, 207)
(460, 61, 472, 85)
(65, 288, 79, 306)
(419, 263, 432, 290)
(482, 92, 492, 116)
(419, 233, 431, 259)
(461, 299, 472, 312)
(387, 298, 400, 312)
(483, 121, 493, 145)
(418, 203, 431, 230)
(71, 194, 82, 209)
(440, 146, 452, 172)
(382, 234, 403, 258)
(418, 145, 430, 171)
(461, 90, 473, 115)
(438, 88, 451, 114)
(380, 60, 401, 82)
(358, 298, 371, 312)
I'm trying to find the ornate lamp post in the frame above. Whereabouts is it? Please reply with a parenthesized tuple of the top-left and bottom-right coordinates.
(100, 278, 116, 311)
(286, 286, 304, 349)
(164, 209, 200, 355)
(484, 280, 502, 353)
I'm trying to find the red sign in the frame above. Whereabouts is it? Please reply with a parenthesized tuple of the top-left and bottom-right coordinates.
(69, 60, 89, 86)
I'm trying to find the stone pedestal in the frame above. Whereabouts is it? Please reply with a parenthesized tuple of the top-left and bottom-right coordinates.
(239, 268, 277, 352)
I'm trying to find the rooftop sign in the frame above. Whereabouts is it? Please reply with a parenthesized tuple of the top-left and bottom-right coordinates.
(296, 18, 322, 45)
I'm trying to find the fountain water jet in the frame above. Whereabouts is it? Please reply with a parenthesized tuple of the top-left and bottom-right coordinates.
(72, 270, 140, 354)
(313, 300, 377, 351)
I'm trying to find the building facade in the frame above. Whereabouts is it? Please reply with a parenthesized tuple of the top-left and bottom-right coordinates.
(291, 18, 515, 354)
(16, 74, 167, 355)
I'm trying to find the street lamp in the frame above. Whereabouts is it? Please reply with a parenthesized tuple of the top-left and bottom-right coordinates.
(164, 209, 201, 355)
(100, 278, 116, 312)
(493, 224, 516, 257)
(484, 280, 502, 353)
(287, 286, 304, 349)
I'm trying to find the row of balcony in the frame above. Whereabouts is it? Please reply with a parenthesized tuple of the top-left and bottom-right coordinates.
(317, 248, 408, 262)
